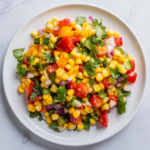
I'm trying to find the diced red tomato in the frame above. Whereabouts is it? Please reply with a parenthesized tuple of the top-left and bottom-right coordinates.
(72, 35, 81, 43)
(72, 28, 76, 31)
(55, 36, 75, 53)
(74, 82, 88, 98)
(37, 45, 43, 53)
(103, 78, 109, 89)
(126, 71, 137, 83)
(69, 114, 82, 125)
(51, 50, 59, 56)
(59, 18, 71, 27)
(108, 95, 118, 104)
(126, 60, 135, 74)
(54, 27, 60, 36)
(27, 95, 43, 104)
(47, 63, 59, 74)
(64, 68, 69, 72)
(77, 105, 84, 109)
(99, 111, 108, 127)
(115, 37, 123, 46)
(90, 94, 102, 107)
(79, 64, 83, 72)
(23, 57, 28, 65)
(40, 105, 47, 112)
(25, 83, 35, 96)
(67, 82, 77, 89)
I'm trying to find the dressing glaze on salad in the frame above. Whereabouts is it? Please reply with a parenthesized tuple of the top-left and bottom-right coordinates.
(13, 16, 137, 132)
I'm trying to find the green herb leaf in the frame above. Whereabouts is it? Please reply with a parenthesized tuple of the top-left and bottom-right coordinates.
(116, 46, 128, 58)
(117, 97, 127, 115)
(118, 89, 131, 97)
(83, 61, 96, 76)
(75, 16, 86, 25)
(57, 85, 66, 102)
(42, 88, 50, 95)
(49, 72, 56, 85)
(33, 80, 43, 95)
(16, 63, 27, 76)
(83, 39, 96, 51)
(89, 78, 95, 86)
(119, 74, 129, 84)
(80, 48, 90, 56)
(30, 92, 38, 100)
(29, 56, 35, 63)
(48, 42, 55, 50)
(91, 110, 98, 121)
(29, 111, 45, 121)
(83, 115, 90, 131)
(58, 115, 69, 125)
(49, 109, 56, 117)
(102, 58, 108, 67)
(33, 63, 40, 70)
(89, 48, 97, 58)
(13, 48, 25, 63)
(34, 37, 40, 44)
(49, 121, 59, 132)
(109, 67, 119, 82)
(42, 52, 56, 63)
(43, 38, 50, 45)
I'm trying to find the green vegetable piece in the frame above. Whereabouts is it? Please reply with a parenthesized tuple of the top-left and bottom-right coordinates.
(91, 110, 98, 121)
(30, 92, 38, 100)
(77, 79, 82, 84)
(29, 111, 45, 121)
(43, 38, 50, 45)
(57, 85, 66, 102)
(89, 78, 95, 86)
(48, 42, 55, 50)
(80, 48, 90, 56)
(124, 61, 132, 71)
(75, 16, 86, 25)
(102, 96, 109, 104)
(102, 58, 108, 67)
(33, 63, 40, 70)
(58, 115, 69, 125)
(16, 63, 27, 76)
(117, 97, 127, 115)
(118, 89, 131, 97)
(83, 39, 95, 51)
(49, 121, 59, 132)
(49, 72, 56, 85)
(91, 36, 99, 44)
(42, 52, 56, 63)
(109, 67, 119, 82)
(33, 80, 43, 95)
(72, 100, 82, 107)
(42, 88, 50, 95)
(29, 56, 35, 63)
(83, 115, 90, 131)
(34, 37, 40, 44)
(67, 96, 76, 107)
(49, 109, 56, 117)
(83, 61, 96, 76)
(116, 46, 128, 58)
(13, 48, 24, 63)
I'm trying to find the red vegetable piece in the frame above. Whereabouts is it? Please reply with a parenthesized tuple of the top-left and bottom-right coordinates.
(79, 64, 83, 72)
(126, 60, 135, 74)
(67, 82, 77, 90)
(90, 94, 102, 107)
(23, 57, 28, 65)
(69, 114, 82, 125)
(126, 71, 137, 83)
(115, 37, 123, 46)
(72, 35, 81, 43)
(50, 50, 59, 56)
(38, 45, 43, 53)
(59, 18, 71, 27)
(108, 95, 118, 104)
(101, 111, 108, 127)
(27, 95, 43, 104)
(103, 78, 109, 89)
(47, 63, 59, 74)
(25, 83, 35, 96)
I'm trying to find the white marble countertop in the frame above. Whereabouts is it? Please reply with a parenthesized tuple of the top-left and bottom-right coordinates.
(0, 0, 150, 149)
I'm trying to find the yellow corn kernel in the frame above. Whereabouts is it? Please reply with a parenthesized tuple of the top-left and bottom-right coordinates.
(52, 114, 59, 120)
(88, 29, 97, 37)
(43, 45, 49, 50)
(82, 115, 86, 120)
(55, 77, 60, 84)
(96, 109, 101, 116)
(108, 77, 116, 84)
(109, 60, 118, 69)
(46, 116, 52, 124)
(78, 72, 83, 79)
(117, 64, 127, 74)
(27, 104, 35, 112)
(77, 122, 84, 130)
(73, 65, 79, 72)
(88, 87, 93, 93)
(80, 37, 87, 43)
(128, 55, 133, 60)
(76, 59, 82, 65)
(114, 49, 121, 57)
(21, 76, 26, 83)
(50, 34, 57, 43)
(25, 79, 31, 86)
(90, 118, 96, 125)
(106, 29, 115, 36)
(101, 103, 110, 112)
(74, 29, 81, 36)
(84, 56, 90, 62)
(114, 32, 120, 38)
(101, 69, 109, 78)
(52, 17, 59, 22)
(93, 84, 100, 92)
(83, 71, 89, 77)
(62, 123, 68, 130)
(44, 112, 49, 117)
(118, 55, 124, 63)
(54, 51, 60, 57)
(82, 22, 89, 28)
(107, 89, 114, 95)
(31, 31, 38, 37)
(82, 78, 90, 83)
(84, 106, 93, 113)
(66, 96, 73, 101)
(70, 50, 81, 59)
(63, 53, 69, 59)
(80, 54, 86, 61)
(65, 64, 71, 70)
(110, 86, 116, 92)
(71, 21, 76, 28)
(18, 86, 24, 93)
(34, 102, 42, 111)
(73, 110, 80, 118)
(21, 83, 26, 89)
(47, 20, 52, 24)
(115, 90, 118, 97)
(46, 22, 54, 32)
(98, 82, 105, 90)
(46, 96, 53, 105)
(43, 94, 49, 100)
(62, 73, 69, 80)
(85, 26, 92, 32)
(70, 31, 75, 37)
(68, 122, 76, 130)
(79, 109, 87, 115)
(21, 64, 28, 71)
(50, 84, 57, 93)
(95, 67, 101, 73)
(83, 97, 88, 102)
(67, 68, 73, 76)
(96, 73, 103, 82)
(67, 89, 74, 96)
(56, 68, 64, 77)
(80, 31, 88, 38)
(32, 71, 39, 76)
(40, 75, 47, 83)
(68, 59, 75, 66)
(68, 107, 75, 114)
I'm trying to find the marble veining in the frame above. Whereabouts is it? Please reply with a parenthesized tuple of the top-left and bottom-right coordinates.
(0, 0, 150, 149)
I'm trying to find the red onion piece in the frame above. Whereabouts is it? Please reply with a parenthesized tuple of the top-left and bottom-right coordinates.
(108, 84, 114, 89)
(38, 29, 44, 35)
(25, 73, 34, 78)
(124, 84, 131, 91)
(45, 34, 50, 38)
(59, 80, 67, 87)
(103, 39, 106, 42)
(45, 79, 51, 85)
(109, 100, 117, 108)
(54, 104, 61, 110)
(53, 26, 59, 31)
(110, 50, 114, 56)
(67, 78, 72, 84)
(57, 126, 63, 132)
(88, 16, 94, 22)
(55, 108, 68, 115)
(117, 77, 124, 83)
(98, 121, 103, 126)
(46, 104, 54, 111)
(116, 83, 122, 87)
(85, 18, 93, 25)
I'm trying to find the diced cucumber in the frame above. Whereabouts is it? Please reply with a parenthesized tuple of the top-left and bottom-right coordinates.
(58, 115, 69, 125)
(29, 56, 34, 63)
(124, 61, 132, 71)
(48, 42, 55, 50)
(102, 97, 109, 104)
(77, 79, 82, 84)
(57, 85, 66, 102)
(72, 100, 82, 107)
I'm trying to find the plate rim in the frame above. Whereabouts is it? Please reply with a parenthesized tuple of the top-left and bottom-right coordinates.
(2, 3, 148, 146)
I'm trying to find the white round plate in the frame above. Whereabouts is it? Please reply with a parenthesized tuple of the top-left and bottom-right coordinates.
(3, 4, 147, 146)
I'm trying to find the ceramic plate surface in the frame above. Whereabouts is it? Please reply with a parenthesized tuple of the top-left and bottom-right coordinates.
(3, 4, 147, 146)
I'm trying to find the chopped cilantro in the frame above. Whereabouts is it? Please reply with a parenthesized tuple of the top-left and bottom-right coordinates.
(13, 48, 25, 63)
(116, 46, 128, 58)
(80, 48, 90, 56)
(102, 58, 108, 67)
(49, 72, 56, 85)
(117, 97, 127, 115)
(33, 63, 40, 70)
(30, 92, 38, 100)
(83, 115, 90, 131)
(42, 52, 56, 63)
(109, 67, 119, 82)
(67, 96, 76, 107)
(42, 38, 50, 45)
(29, 56, 34, 63)
(89, 78, 95, 86)
(83, 61, 96, 76)
(29, 111, 45, 121)
(75, 16, 86, 25)
(118, 89, 131, 97)
(83, 39, 95, 51)
(34, 37, 40, 44)
(48, 42, 55, 50)
(49, 109, 56, 117)
(16, 63, 27, 76)
(49, 121, 59, 132)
